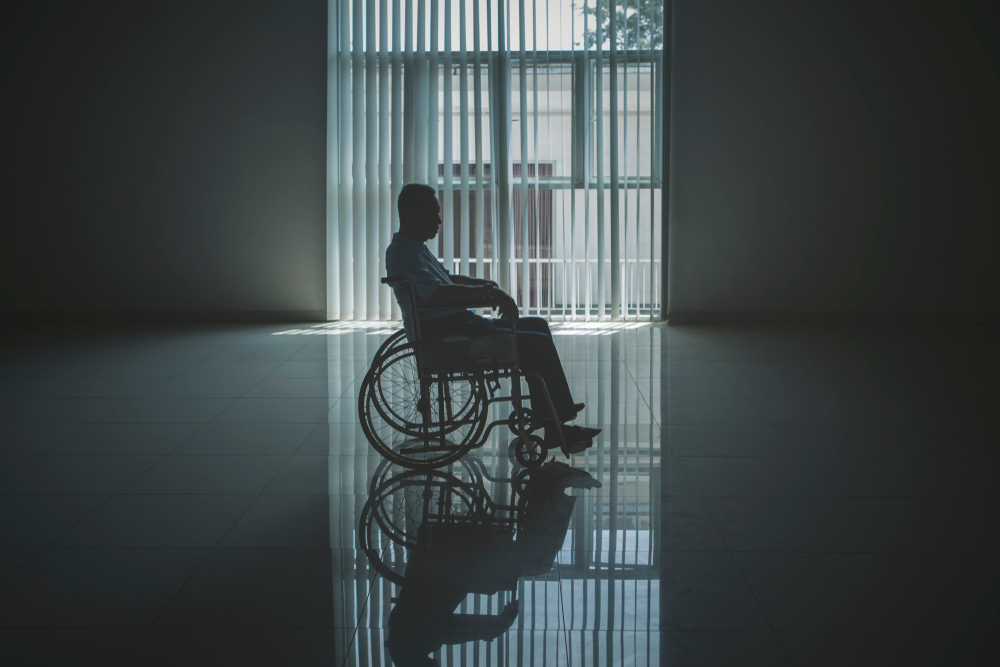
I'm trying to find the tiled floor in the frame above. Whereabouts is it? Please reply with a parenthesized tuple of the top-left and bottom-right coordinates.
(0, 321, 998, 666)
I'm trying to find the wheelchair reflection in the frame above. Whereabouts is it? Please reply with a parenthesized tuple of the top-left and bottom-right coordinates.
(359, 456, 601, 667)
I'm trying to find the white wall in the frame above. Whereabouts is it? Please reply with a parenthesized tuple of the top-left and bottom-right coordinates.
(0, 1, 327, 319)
(667, 0, 999, 319)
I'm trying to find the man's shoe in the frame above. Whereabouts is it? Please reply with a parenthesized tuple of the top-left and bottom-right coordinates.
(554, 425, 601, 457)
(535, 459, 602, 489)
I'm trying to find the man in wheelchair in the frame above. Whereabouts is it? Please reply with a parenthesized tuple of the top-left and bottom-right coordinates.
(385, 183, 600, 456)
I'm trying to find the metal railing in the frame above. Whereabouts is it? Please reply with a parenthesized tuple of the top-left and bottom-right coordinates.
(445, 257, 662, 321)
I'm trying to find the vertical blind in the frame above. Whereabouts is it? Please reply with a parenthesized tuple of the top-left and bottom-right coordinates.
(326, 331, 662, 666)
(328, 0, 664, 322)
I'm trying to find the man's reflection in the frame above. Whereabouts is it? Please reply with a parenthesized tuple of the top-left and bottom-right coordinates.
(376, 460, 601, 667)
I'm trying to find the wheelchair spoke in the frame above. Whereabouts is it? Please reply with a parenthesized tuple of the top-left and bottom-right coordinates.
(360, 341, 489, 470)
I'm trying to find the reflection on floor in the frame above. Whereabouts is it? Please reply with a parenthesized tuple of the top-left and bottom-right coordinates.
(0, 321, 997, 666)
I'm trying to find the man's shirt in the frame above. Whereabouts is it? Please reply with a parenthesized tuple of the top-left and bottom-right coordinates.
(385, 232, 466, 340)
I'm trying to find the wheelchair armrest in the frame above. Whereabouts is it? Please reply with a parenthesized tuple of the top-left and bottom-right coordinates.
(416, 300, 500, 312)
(382, 275, 518, 338)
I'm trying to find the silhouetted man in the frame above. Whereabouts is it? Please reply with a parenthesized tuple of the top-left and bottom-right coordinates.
(385, 183, 600, 455)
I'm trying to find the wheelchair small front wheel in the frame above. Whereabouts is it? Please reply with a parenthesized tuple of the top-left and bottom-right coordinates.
(507, 408, 538, 437)
(509, 434, 547, 468)
(512, 466, 533, 496)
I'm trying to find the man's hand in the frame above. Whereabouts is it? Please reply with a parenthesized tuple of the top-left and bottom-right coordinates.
(451, 274, 499, 290)
(492, 289, 518, 321)
(498, 600, 519, 627)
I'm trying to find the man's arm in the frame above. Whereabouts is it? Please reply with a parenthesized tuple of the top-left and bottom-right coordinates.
(427, 284, 518, 320)
(449, 275, 498, 288)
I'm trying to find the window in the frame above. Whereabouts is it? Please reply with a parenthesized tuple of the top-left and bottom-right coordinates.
(328, 0, 665, 321)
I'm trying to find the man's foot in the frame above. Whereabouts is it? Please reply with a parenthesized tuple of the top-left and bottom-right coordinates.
(573, 402, 585, 415)
(536, 459, 602, 489)
(548, 425, 601, 457)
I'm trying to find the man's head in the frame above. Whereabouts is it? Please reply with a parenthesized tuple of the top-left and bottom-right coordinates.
(397, 183, 441, 243)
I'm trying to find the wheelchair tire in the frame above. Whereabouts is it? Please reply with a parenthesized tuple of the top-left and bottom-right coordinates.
(509, 434, 547, 468)
(360, 342, 488, 470)
(367, 329, 408, 376)
(359, 468, 485, 585)
(359, 494, 407, 587)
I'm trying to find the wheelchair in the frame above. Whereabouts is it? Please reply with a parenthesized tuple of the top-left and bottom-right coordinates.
(359, 455, 529, 587)
(358, 276, 566, 471)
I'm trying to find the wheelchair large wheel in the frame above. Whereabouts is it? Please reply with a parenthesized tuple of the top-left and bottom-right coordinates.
(359, 468, 483, 585)
(368, 329, 408, 375)
(360, 342, 488, 469)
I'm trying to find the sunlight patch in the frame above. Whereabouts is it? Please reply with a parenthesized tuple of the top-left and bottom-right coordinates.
(549, 322, 652, 336)
(271, 320, 652, 336)
(270, 321, 403, 336)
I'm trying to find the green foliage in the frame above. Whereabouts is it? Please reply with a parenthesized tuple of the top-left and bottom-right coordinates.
(579, 0, 664, 51)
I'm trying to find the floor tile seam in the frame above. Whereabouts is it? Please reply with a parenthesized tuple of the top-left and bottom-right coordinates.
(719, 365, 859, 506)
(342, 481, 414, 665)
(33, 548, 342, 554)
(43, 376, 179, 418)
(662, 548, 905, 554)
(598, 343, 658, 427)
(258, 356, 367, 445)
(100, 330, 305, 649)
(661, 355, 835, 664)
(805, 398, 995, 502)
(667, 439, 798, 663)
(660, 444, 791, 636)
(0, 491, 297, 496)
(0, 376, 74, 399)
(719, 566, 811, 665)
(676, 549, 966, 556)
(928, 456, 1000, 501)
(0, 490, 121, 589)
(0, 397, 32, 416)
(0, 453, 43, 483)
(207, 437, 314, 552)
(760, 630, 999, 636)
(221, 334, 318, 400)
(669, 453, 937, 458)
(794, 428, 995, 638)
(75, 340, 164, 372)
(699, 360, 790, 434)
(113, 545, 220, 667)
(680, 494, 997, 500)
(84, 391, 240, 426)
(0, 547, 42, 588)
(80, 415, 234, 532)
(0, 625, 353, 631)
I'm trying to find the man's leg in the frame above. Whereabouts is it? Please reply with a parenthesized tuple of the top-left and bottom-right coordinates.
(427, 313, 596, 452)
(505, 316, 552, 337)
(485, 318, 577, 421)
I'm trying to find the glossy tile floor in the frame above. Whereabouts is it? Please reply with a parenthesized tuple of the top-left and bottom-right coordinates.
(0, 321, 998, 666)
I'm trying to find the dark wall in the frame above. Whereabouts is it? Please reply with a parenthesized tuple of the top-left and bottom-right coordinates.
(3, 1, 996, 321)
(1, 1, 327, 319)
(667, 0, 999, 319)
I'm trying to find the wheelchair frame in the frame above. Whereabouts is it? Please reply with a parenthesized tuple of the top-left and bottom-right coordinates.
(359, 455, 528, 587)
(357, 276, 566, 471)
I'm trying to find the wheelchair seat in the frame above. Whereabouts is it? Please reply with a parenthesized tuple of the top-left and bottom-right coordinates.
(436, 334, 518, 368)
(359, 275, 563, 471)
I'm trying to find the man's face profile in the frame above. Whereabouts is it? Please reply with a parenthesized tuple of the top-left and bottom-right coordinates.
(415, 195, 442, 241)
